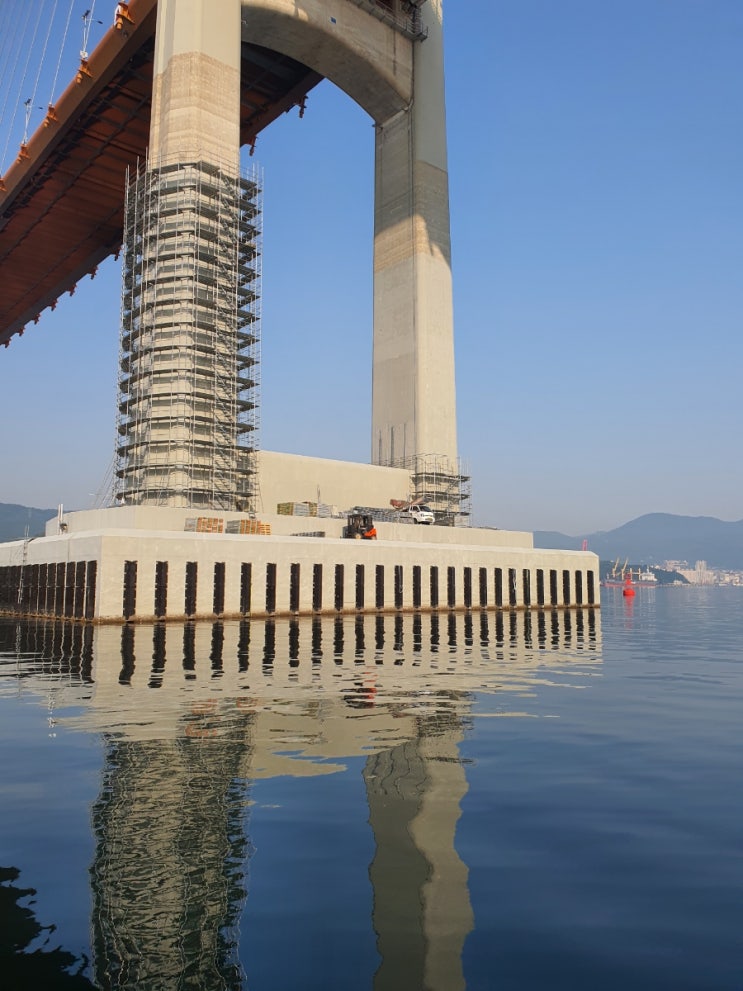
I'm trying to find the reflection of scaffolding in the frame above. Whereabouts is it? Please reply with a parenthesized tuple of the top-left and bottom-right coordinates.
(91, 727, 253, 989)
(115, 159, 262, 511)
(391, 454, 471, 525)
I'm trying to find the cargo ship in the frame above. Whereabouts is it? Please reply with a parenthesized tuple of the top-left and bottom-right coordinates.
(601, 563, 658, 588)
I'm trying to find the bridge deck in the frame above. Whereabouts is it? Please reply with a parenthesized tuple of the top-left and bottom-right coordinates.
(0, 0, 320, 347)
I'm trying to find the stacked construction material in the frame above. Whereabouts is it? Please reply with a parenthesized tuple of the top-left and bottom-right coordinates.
(225, 519, 271, 535)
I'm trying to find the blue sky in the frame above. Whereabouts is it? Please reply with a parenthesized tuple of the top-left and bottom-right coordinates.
(1, 0, 742, 534)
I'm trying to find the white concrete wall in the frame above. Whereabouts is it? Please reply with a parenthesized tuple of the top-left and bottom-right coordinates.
(1, 520, 598, 622)
(44, 504, 534, 548)
(256, 450, 413, 515)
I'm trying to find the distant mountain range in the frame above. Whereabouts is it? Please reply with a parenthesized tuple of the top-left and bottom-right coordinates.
(2, 504, 742, 571)
(534, 513, 743, 571)
(0, 503, 57, 542)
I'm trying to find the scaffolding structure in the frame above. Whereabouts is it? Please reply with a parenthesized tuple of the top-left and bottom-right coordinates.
(115, 159, 262, 511)
(389, 454, 472, 526)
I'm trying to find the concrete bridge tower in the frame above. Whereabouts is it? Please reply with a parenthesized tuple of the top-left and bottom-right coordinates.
(116, 0, 258, 509)
(371, 0, 459, 475)
(116, 0, 460, 514)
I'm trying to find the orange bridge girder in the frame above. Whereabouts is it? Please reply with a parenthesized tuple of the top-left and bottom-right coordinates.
(0, 0, 321, 348)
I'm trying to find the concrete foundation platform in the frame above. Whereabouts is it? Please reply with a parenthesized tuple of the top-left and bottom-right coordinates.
(0, 508, 599, 622)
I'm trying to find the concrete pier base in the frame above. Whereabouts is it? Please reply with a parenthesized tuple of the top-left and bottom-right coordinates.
(0, 507, 599, 622)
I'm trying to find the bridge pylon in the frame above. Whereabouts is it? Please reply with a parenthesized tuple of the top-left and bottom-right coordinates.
(116, 0, 259, 510)
(113, 0, 462, 517)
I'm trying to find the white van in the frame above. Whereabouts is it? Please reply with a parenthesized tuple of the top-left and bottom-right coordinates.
(406, 504, 435, 525)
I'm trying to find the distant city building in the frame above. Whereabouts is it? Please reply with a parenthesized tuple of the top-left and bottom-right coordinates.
(677, 561, 716, 585)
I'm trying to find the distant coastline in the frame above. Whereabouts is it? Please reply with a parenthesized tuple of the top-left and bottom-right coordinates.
(534, 512, 743, 574)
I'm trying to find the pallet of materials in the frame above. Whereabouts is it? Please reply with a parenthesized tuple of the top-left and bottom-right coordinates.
(184, 517, 225, 533)
(277, 502, 336, 517)
(225, 519, 271, 535)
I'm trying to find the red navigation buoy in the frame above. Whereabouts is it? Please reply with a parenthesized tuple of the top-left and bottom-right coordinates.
(623, 577, 635, 597)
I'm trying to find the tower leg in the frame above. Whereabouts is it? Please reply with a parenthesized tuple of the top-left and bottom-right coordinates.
(149, 0, 241, 172)
(116, 0, 260, 511)
(372, 1, 458, 470)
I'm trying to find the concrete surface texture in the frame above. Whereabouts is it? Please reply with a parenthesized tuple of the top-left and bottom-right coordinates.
(0, 507, 598, 621)
(150, 0, 242, 171)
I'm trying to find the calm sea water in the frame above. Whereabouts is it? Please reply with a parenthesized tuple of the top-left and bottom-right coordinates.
(1, 588, 741, 991)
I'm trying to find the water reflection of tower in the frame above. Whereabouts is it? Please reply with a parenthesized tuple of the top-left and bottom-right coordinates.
(86, 619, 480, 989)
(41, 608, 600, 989)
(90, 708, 255, 990)
(364, 708, 473, 991)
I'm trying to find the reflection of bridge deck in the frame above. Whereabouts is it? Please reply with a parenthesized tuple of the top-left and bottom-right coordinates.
(0, 0, 321, 346)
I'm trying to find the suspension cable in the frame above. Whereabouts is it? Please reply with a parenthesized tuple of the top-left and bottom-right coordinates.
(49, 0, 76, 105)
(81, 0, 101, 58)
(0, 0, 41, 169)
(0, 0, 28, 106)
(30, 0, 60, 118)
(0, 0, 35, 127)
